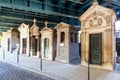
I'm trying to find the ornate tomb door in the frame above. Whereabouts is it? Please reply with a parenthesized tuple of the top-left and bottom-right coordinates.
(89, 33, 102, 64)
(44, 38, 49, 58)
(8, 38, 10, 51)
(34, 38, 37, 55)
(22, 38, 27, 54)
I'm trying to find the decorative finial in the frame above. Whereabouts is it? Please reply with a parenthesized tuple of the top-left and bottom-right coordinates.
(94, 0, 97, 2)
(93, 0, 98, 5)
(10, 27, 13, 30)
(33, 18, 37, 25)
(45, 21, 48, 27)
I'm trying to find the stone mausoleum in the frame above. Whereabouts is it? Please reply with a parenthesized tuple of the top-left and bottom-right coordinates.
(1, 28, 20, 53)
(18, 23, 30, 56)
(30, 19, 40, 58)
(40, 21, 56, 60)
(55, 22, 80, 64)
(79, 1, 116, 70)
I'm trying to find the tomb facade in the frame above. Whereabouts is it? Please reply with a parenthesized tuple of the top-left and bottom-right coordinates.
(30, 19, 40, 57)
(1, 28, 20, 53)
(18, 23, 30, 56)
(40, 21, 56, 60)
(79, 1, 116, 70)
(55, 22, 80, 63)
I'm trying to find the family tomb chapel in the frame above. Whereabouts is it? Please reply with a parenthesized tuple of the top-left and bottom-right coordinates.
(2, 28, 20, 53)
(79, 1, 116, 70)
(40, 21, 56, 60)
(30, 19, 40, 58)
(55, 22, 80, 64)
(18, 23, 30, 56)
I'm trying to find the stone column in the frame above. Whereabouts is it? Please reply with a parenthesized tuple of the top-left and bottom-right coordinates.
(30, 35, 33, 56)
(86, 32, 89, 62)
(106, 28, 112, 65)
(103, 30, 107, 64)
(50, 31, 53, 60)
(57, 31, 60, 56)
(81, 30, 86, 64)
(20, 37, 22, 55)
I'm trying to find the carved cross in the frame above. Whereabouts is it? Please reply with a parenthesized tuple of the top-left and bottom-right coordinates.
(33, 18, 37, 25)
(45, 21, 48, 27)
(93, 0, 98, 5)
(94, 0, 97, 2)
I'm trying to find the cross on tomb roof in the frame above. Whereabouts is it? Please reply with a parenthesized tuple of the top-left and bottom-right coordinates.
(33, 18, 37, 25)
(94, 0, 97, 2)
(45, 21, 48, 27)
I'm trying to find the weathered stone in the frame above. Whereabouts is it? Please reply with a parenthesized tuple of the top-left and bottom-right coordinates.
(30, 19, 40, 58)
(1, 28, 19, 53)
(18, 23, 30, 56)
(55, 22, 80, 64)
(79, 1, 116, 70)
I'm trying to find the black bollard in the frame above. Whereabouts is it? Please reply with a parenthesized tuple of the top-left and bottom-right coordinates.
(40, 53, 42, 71)
(3, 49, 5, 59)
(17, 51, 19, 63)
(88, 60, 90, 80)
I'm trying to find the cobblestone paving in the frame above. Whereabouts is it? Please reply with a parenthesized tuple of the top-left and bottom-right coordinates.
(0, 61, 55, 80)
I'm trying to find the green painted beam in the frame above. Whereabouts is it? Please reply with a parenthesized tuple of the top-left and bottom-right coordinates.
(0, 2, 79, 19)
(0, 27, 9, 32)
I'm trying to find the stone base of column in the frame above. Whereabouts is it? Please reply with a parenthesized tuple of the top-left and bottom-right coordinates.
(55, 56, 69, 63)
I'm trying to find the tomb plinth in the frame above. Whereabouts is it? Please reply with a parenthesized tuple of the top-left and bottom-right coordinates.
(79, 1, 116, 70)
(55, 22, 80, 64)
(30, 19, 40, 58)
(40, 21, 56, 60)
(18, 23, 30, 56)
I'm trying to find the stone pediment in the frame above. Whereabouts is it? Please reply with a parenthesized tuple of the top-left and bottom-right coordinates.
(18, 23, 29, 38)
(55, 22, 80, 30)
(30, 25, 39, 31)
(7, 28, 13, 33)
(30, 19, 40, 36)
(79, 2, 116, 28)
(30, 26, 39, 36)
(41, 27, 52, 32)
(55, 22, 71, 29)
(79, 2, 114, 21)
(18, 23, 29, 32)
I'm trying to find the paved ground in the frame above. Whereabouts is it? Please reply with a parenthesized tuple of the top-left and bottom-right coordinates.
(0, 48, 120, 80)
(0, 61, 54, 80)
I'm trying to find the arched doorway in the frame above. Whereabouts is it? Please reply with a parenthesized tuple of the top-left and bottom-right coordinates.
(44, 38, 49, 58)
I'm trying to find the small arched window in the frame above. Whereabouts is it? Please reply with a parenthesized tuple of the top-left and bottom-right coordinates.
(75, 33, 77, 43)
(71, 32, 74, 43)
(60, 32, 65, 43)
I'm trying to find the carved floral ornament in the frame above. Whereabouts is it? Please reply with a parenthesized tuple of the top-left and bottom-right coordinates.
(81, 11, 111, 27)
(88, 16, 103, 27)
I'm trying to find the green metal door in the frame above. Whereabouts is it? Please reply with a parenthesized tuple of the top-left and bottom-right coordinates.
(89, 33, 102, 64)
(44, 38, 49, 58)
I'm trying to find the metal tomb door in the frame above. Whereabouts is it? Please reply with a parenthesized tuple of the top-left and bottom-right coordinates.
(34, 38, 37, 55)
(89, 33, 102, 64)
(22, 38, 27, 54)
(44, 38, 49, 58)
